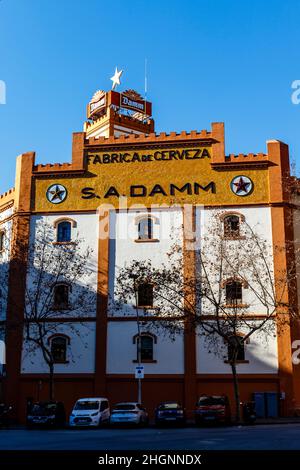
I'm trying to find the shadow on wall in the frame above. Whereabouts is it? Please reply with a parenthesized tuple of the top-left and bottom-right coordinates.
(0, 218, 99, 423)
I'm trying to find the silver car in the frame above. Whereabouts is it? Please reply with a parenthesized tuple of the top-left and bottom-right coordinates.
(110, 402, 149, 426)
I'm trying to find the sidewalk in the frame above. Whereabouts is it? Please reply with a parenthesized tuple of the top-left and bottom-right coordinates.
(3, 418, 300, 429)
(255, 417, 300, 425)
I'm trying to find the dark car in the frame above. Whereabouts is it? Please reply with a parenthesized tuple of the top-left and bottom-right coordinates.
(27, 401, 66, 428)
(0, 404, 12, 428)
(155, 401, 186, 426)
(195, 395, 231, 425)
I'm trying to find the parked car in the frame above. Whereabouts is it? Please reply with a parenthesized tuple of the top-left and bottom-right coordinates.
(27, 401, 66, 428)
(69, 397, 110, 428)
(110, 402, 149, 426)
(195, 395, 231, 425)
(0, 404, 12, 428)
(155, 401, 186, 426)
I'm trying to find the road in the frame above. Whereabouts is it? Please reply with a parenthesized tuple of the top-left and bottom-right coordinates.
(0, 423, 300, 450)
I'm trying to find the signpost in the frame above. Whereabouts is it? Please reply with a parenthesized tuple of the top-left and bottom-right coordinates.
(135, 366, 144, 380)
(131, 274, 144, 403)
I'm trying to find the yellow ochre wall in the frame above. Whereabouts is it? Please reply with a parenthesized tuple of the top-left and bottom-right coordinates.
(33, 146, 270, 212)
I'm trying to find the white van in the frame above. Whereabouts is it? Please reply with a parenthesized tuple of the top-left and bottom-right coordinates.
(69, 397, 110, 427)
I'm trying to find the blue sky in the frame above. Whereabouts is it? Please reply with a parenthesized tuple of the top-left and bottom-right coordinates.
(0, 0, 300, 193)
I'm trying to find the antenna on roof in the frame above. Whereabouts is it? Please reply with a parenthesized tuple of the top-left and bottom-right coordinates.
(144, 58, 148, 122)
(145, 58, 148, 98)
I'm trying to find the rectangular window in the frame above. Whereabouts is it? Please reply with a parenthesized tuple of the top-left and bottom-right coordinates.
(137, 283, 153, 307)
(137, 336, 154, 361)
(225, 282, 242, 304)
(224, 215, 240, 238)
(51, 337, 67, 363)
(228, 336, 245, 362)
(0, 232, 4, 251)
(138, 218, 153, 240)
(57, 221, 71, 243)
(54, 285, 69, 309)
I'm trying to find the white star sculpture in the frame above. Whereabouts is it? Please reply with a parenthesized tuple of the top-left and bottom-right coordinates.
(110, 67, 123, 90)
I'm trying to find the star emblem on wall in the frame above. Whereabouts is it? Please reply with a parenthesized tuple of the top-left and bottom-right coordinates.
(230, 175, 253, 196)
(110, 66, 123, 90)
(46, 184, 67, 204)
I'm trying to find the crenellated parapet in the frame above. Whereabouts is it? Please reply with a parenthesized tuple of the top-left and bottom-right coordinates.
(33, 162, 74, 173)
(0, 187, 15, 199)
(85, 127, 214, 147)
(226, 152, 267, 161)
(214, 152, 270, 169)
(0, 188, 15, 210)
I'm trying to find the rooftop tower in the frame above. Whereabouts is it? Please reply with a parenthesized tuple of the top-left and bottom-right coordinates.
(83, 88, 154, 139)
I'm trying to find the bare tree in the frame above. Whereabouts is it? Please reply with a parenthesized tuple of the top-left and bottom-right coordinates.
(114, 211, 296, 422)
(1, 220, 95, 401)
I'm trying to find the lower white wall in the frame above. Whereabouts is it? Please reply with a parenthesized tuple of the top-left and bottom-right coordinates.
(0, 208, 13, 321)
(21, 322, 96, 374)
(196, 323, 278, 374)
(106, 321, 184, 374)
(20, 319, 279, 375)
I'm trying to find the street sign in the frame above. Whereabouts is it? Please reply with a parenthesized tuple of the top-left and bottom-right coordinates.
(135, 366, 144, 379)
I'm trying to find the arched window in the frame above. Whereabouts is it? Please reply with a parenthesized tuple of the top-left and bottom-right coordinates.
(139, 335, 153, 361)
(138, 217, 153, 240)
(225, 281, 243, 305)
(137, 335, 154, 361)
(137, 283, 153, 307)
(224, 215, 240, 238)
(53, 284, 69, 309)
(57, 221, 72, 243)
(227, 335, 245, 362)
(0, 231, 4, 251)
(50, 336, 68, 363)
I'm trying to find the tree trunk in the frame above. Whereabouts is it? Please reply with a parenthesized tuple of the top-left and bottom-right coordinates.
(49, 363, 54, 401)
(231, 361, 241, 424)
